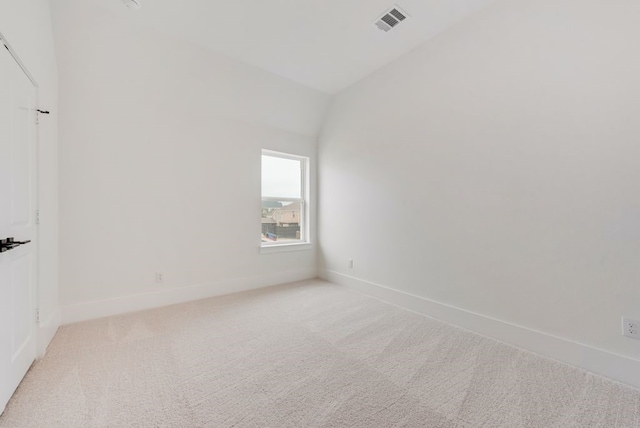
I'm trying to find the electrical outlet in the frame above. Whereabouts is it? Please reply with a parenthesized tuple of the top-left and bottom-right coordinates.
(347, 259, 353, 269)
(155, 272, 164, 283)
(622, 317, 640, 339)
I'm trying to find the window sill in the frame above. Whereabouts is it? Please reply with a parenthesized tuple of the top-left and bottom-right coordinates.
(260, 242, 312, 254)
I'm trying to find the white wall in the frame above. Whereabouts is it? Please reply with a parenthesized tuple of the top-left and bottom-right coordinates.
(0, 0, 60, 355)
(319, 0, 640, 382)
(52, 0, 330, 321)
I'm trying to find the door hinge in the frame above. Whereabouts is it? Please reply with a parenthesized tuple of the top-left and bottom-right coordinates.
(36, 308, 40, 324)
(35, 210, 40, 225)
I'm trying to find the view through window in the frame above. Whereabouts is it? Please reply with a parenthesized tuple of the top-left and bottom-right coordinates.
(261, 151, 307, 245)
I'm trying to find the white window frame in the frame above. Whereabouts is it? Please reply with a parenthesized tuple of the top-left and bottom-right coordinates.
(260, 150, 311, 253)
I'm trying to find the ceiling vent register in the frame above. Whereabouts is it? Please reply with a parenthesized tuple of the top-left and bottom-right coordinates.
(122, 0, 142, 10)
(375, 6, 409, 32)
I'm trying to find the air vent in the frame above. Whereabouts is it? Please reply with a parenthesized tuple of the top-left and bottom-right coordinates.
(374, 5, 409, 32)
(121, 0, 142, 10)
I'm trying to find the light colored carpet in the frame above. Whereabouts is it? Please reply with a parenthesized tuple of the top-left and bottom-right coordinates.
(1, 279, 639, 427)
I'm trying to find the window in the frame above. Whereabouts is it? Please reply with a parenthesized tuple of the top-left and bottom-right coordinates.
(261, 150, 309, 249)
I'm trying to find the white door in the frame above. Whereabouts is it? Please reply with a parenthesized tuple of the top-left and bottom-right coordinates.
(0, 42, 38, 414)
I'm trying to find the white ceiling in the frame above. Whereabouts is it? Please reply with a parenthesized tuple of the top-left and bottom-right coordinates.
(97, 0, 496, 94)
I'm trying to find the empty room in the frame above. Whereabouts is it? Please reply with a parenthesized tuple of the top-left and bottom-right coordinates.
(1, 0, 639, 426)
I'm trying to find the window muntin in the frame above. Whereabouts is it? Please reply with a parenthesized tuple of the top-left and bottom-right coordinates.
(261, 151, 308, 246)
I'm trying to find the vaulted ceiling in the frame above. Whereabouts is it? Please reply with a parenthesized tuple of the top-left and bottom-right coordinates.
(94, 0, 496, 94)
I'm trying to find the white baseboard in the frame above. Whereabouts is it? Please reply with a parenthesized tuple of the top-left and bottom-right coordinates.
(62, 268, 317, 325)
(320, 269, 640, 389)
(37, 307, 61, 358)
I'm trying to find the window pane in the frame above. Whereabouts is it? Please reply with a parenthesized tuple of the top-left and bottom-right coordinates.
(262, 155, 301, 199)
(261, 200, 303, 243)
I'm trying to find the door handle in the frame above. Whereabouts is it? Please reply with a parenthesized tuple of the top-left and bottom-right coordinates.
(0, 238, 31, 253)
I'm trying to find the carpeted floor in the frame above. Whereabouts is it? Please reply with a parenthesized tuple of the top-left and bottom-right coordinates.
(1, 279, 639, 427)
